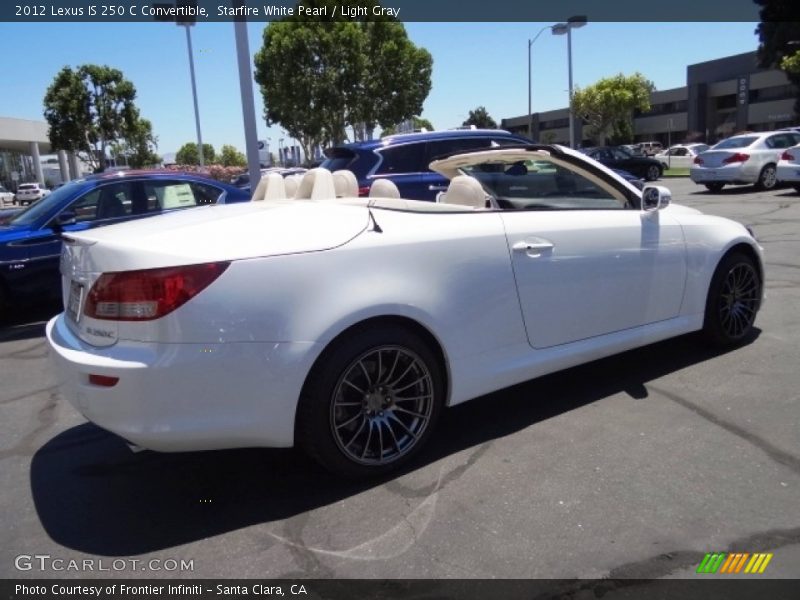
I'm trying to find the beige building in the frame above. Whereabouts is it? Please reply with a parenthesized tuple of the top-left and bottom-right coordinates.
(502, 51, 798, 146)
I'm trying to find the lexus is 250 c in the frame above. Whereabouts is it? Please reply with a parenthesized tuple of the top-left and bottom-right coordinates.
(47, 145, 764, 477)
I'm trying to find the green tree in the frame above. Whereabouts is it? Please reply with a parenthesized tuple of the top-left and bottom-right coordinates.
(124, 115, 160, 168)
(571, 73, 655, 146)
(462, 106, 497, 129)
(754, 1, 800, 118)
(381, 116, 434, 137)
(43, 64, 139, 172)
(176, 142, 216, 166)
(219, 144, 247, 167)
(254, 1, 432, 158)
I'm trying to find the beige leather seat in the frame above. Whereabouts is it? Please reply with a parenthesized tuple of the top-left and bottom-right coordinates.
(294, 168, 336, 200)
(251, 172, 287, 201)
(332, 170, 359, 198)
(368, 178, 401, 198)
(283, 175, 300, 199)
(442, 175, 486, 208)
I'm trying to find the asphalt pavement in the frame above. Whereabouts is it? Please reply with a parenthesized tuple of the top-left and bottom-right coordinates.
(1, 178, 798, 588)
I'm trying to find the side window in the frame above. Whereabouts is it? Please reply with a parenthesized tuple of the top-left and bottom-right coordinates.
(375, 145, 426, 175)
(611, 148, 630, 160)
(144, 181, 202, 211)
(69, 182, 134, 222)
(672, 148, 688, 156)
(425, 138, 494, 164)
(189, 182, 224, 205)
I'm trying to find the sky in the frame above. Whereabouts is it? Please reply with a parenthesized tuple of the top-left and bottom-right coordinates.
(0, 21, 762, 158)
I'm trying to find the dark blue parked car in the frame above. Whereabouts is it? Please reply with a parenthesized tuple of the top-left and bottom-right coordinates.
(321, 129, 531, 201)
(0, 170, 250, 310)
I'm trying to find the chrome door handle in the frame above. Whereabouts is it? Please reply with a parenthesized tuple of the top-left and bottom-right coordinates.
(512, 240, 554, 255)
(428, 184, 448, 191)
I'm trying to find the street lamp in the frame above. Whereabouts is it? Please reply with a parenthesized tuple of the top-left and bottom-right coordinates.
(527, 24, 557, 140)
(552, 15, 587, 148)
(176, 1, 205, 168)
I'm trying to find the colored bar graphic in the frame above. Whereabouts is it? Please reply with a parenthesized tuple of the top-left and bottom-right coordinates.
(696, 552, 774, 574)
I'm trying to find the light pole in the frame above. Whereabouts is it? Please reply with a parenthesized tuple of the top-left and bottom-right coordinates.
(552, 15, 587, 148)
(527, 24, 556, 140)
(178, 16, 205, 168)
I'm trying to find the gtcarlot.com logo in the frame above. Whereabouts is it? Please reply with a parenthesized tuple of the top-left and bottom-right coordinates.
(697, 552, 773, 574)
(15, 554, 194, 572)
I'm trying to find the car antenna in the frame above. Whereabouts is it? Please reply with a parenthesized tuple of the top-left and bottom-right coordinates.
(367, 207, 383, 233)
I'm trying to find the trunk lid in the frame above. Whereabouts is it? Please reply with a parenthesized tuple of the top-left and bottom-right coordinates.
(61, 200, 370, 274)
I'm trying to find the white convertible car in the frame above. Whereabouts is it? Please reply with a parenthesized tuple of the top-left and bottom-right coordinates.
(47, 145, 764, 477)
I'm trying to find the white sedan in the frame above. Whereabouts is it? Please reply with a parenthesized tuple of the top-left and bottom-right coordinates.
(776, 144, 800, 193)
(47, 146, 764, 477)
(690, 130, 800, 192)
(0, 184, 13, 207)
(653, 143, 709, 169)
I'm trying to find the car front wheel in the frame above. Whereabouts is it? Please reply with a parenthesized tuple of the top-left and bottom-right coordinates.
(645, 165, 661, 181)
(296, 324, 444, 478)
(702, 251, 761, 346)
(755, 164, 777, 190)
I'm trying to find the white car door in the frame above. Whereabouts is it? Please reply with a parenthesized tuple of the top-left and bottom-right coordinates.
(495, 165, 687, 349)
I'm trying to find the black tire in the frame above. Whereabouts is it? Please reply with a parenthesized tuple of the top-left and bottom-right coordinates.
(705, 183, 725, 193)
(702, 251, 761, 346)
(755, 164, 777, 191)
(792, 184, 800, 194)
(296, 324, 445, 478)
(645, 164, 661, 181)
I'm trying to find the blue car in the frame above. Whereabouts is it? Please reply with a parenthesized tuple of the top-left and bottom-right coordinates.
(0, 170, 250, 310)
(321, 128, 531, 201)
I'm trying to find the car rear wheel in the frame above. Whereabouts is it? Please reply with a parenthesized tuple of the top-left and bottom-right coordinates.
(755, 164, 777, 190)
(645, 165, 661, 181)
(296, 324, 444, 478)
(705, 183, 725, 193)
(702, 251, 761, 346)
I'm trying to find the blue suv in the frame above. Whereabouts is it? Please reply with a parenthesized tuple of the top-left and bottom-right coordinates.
(321, 129, 531, 201)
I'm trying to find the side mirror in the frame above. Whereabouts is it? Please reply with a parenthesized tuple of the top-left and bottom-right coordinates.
(641, 185, 671, 212)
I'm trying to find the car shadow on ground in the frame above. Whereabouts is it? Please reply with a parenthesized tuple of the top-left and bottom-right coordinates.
(0, 303, 61, 342)
(30, 330, 759, 556)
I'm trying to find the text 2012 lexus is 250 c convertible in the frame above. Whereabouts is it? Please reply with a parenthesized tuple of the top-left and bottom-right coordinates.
(47, 145, 764, 477)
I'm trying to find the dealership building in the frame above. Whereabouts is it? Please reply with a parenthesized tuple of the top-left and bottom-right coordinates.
(0, 116, 84, 191)
(501, 51, 798, 147)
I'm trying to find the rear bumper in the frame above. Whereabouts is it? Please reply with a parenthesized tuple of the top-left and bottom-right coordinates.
(690, 164, 757, 184)
(776, 163, 800, 183)
(46, 314, 318, 451)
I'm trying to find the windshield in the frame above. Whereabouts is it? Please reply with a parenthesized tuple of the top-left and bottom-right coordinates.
(459, 158, 625, 210)
(714, 136, 758, 149)
(8, 179, 84, 226)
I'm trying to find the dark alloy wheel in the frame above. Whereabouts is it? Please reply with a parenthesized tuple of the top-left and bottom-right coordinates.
(645, 164, 661, 181)
(705, 183, 725, 193)
(296, 325, 444, 478)
(755, 164, 777, 190)
(703, 252, 761, 346)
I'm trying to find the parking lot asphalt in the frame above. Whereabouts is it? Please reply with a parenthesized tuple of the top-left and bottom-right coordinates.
(1, 179, 798, 586)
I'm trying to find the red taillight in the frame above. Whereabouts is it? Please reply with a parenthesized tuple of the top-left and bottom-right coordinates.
(693, 156, 704, 165)
(781, 151, 793, 161)
(84, 262, 230, 321)
(723, 153, 749, 164)
(358, 186, 371, 197)
(89, 374, 119, 387)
